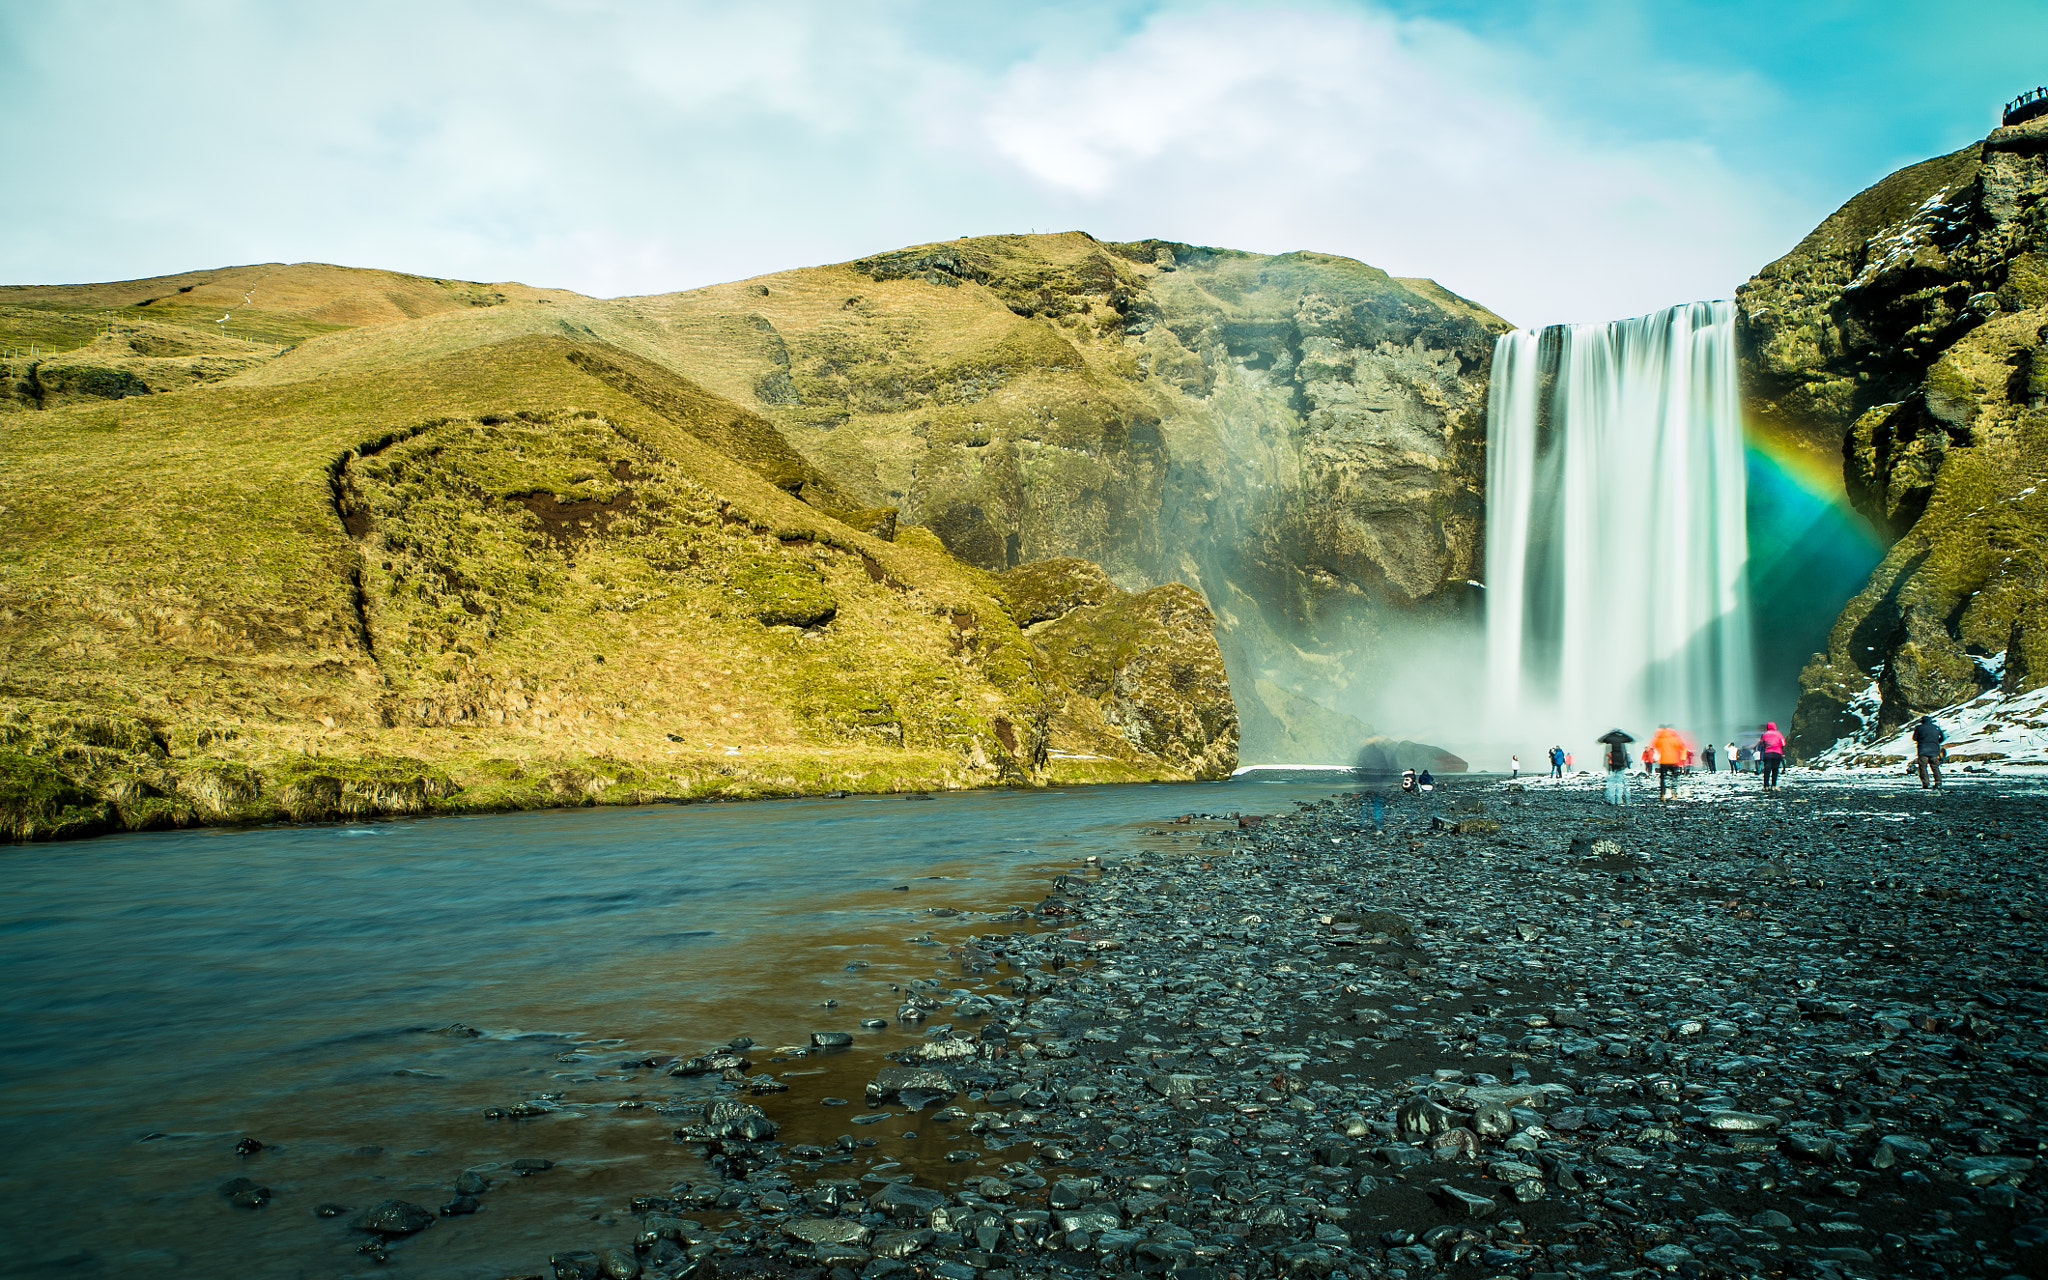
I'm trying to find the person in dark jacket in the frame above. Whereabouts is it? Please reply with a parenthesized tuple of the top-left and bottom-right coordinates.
(1912, 715, 1946, 790)
(1703, 742, 1717, 773)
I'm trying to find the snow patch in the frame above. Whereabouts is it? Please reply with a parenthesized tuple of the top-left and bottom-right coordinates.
(1814, 678, 2048, 775)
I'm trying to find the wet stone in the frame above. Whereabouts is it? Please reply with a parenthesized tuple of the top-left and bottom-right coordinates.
(550, 1253, 601, 1280)
(354, 1199, 434, 1236)
(1440, 1186, 1496, 1218)
(217, 1176, 270, 1209)
(507, 776, 2048, 1280)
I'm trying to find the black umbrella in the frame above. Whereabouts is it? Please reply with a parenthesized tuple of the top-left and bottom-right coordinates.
(1597, 728, 1635, 744)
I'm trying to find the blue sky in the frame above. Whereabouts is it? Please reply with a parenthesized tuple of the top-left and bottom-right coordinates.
(1, 1, 2036, 325)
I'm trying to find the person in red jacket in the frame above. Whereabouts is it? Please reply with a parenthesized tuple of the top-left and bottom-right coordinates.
(1757, 722, 1788, 789)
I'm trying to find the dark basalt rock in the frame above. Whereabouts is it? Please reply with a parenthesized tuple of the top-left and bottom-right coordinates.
(216, 1176, 269, 1208)
(353, 1199, 434, 1236)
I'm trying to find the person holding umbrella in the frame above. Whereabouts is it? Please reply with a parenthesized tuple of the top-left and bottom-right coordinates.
(1598, 729, 1635, 806)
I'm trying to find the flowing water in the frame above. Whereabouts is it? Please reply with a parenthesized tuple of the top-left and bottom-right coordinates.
(1484, 301, 1756, 751)
(0, 779, 1355, 1279)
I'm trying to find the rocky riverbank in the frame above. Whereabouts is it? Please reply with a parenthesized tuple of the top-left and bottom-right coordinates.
(315, 774, 2046, 1279)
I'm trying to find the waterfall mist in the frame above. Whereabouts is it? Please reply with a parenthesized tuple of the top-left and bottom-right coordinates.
(1483, 301, 1757, 756)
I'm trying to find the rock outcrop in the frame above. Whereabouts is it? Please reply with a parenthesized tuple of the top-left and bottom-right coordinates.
(1739, 118, 2048, 754)
(996, 560, 1239, 781)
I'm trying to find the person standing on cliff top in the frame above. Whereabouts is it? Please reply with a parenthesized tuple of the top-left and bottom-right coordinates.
(1757, 722, 1788, 789)
(1510, 754, 1520, 779)
(1649, 724, 1687, 801)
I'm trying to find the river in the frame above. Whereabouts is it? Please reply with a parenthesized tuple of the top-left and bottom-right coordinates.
(0, 776, 1362, 1278)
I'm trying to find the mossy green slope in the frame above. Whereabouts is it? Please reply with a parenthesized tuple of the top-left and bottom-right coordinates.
(0, 303, 1238, 839)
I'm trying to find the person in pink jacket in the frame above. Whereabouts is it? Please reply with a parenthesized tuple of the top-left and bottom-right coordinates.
(1757, 722, 1788, 789)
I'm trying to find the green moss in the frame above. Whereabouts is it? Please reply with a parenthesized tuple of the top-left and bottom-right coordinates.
(115, 795, 194, 832)
(730, 552, 837, 627)
(0, 750, 103, 840)
(2003, 251, 2048, 310)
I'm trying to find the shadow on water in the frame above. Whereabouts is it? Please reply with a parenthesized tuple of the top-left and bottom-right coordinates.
(0, 780, 1351, 1279)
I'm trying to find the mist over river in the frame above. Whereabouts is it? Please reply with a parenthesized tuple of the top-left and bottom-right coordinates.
(0, 778, 1353, 1278)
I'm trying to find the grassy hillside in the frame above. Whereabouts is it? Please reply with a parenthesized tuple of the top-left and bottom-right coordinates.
(0, 265, 1238, 839)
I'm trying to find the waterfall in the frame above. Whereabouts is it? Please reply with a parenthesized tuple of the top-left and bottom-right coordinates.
(1483, 301, 1755, 750)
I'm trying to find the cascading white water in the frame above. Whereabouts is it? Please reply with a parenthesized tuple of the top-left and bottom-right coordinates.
(1484, 301, 1755, 749)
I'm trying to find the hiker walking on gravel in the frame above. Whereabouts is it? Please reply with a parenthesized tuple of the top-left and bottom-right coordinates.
(1757, 722, 1787, 789)
(1912, 715, 1946, 790)
(1649, 725, 1687, 801)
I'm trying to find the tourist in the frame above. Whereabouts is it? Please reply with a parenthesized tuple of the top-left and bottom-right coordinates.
(1510, 754, 1520, 779)
(1912, 715, 1946, 790)
(1758, 722, 1787, 789)
(1401, 767, 1416, 793)
(1641, 745, 1654, 776)
(1734, 743, 1751, 773)
(1549, 745, 1565, 778)
(1602, 735, 1633, 806)
(1703, 742, 1717, 772)
(1650, 724, 1687, 801)
(1726, 741, 1738, 774)
(1565, 752, 1574, 773)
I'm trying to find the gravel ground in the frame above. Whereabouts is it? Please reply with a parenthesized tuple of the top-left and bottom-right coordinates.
(374, 773, 2048, 1280)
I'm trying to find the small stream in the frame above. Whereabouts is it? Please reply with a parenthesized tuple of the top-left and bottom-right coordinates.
(0, 777, 1358, 1278)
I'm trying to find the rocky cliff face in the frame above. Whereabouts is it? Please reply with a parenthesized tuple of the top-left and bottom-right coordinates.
(1739, 118, 2048, 754)
(994, 559, 1239, 780)
(635, 234, 1508, 760)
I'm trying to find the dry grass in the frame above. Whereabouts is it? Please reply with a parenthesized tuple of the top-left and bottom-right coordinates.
(0, 260, 1241, 838)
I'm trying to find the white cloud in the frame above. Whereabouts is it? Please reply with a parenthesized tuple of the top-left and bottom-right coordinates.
(0, 1, 1819, 324)
(963, 5, 1812, 325)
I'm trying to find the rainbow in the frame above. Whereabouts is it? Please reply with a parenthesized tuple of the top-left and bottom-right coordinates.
(1742, 420, 1887, 700)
